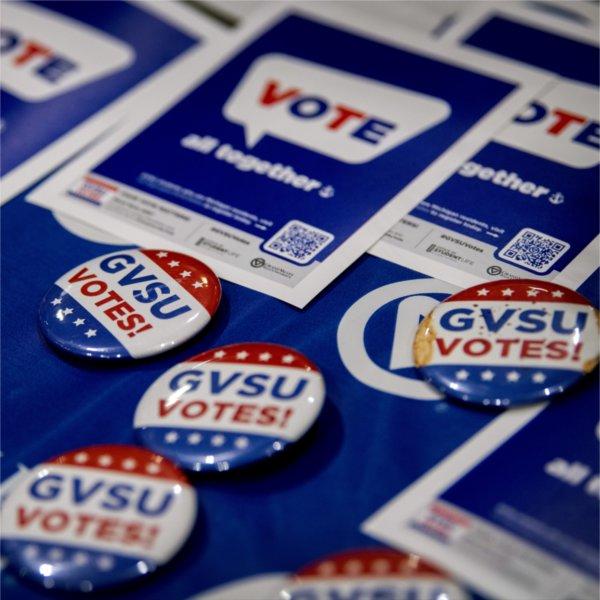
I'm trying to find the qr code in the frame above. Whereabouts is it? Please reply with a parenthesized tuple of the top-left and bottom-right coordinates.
(263, 220, 334, 265)
(498, 227, 570, 273)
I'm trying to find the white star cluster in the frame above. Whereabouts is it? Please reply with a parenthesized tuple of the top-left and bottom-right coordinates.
(452, 369, 547, 383)
(163, 430, 250, 450)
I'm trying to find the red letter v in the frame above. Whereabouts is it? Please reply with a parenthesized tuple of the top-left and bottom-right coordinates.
(435, 338, 461, 356)
(260, 79, 300, 106)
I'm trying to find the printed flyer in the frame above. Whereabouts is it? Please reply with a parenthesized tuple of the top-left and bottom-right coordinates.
(372, 4, 600, 292)
(28, 3, 551, 307)
(0, 0, 217, 202)
(363, 376, 599, 600)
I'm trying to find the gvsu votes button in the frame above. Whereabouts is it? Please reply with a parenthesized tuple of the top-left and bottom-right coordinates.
(414, 280, 599, 406)
(1, 445, 196, 592)
(39, 249, 221, 360)
(134, 343, 326, 471)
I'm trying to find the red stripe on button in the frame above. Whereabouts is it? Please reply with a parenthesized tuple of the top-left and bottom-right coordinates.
(141, 249, 221, 316)
(448, 280, 593, 305)
(296, 549, 448, 578)
(47, 444, 189, 483)
(188, 342, 320, 372)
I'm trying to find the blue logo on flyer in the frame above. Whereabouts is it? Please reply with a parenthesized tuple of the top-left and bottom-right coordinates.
(338, 279, 456, 400)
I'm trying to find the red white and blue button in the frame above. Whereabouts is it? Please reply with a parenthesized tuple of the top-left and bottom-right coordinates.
(134, 343, 326, 472)
(1, 445, 196, 592)
(413, 280, 599, 406)
(189, 572, 289, 599)
(39, 249, 221, 359)
(279, 548, 469, 600)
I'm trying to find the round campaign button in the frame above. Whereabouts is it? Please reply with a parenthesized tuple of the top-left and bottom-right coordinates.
(190, 572, 289, 600)
(39, 249, 221, 359)
(279, 548, 469, 600)
(1, 445, 196, 592)
(413, 279, 599, 406)
(134, 343, 326, 472)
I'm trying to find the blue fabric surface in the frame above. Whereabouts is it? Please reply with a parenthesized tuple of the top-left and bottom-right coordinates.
(1, 190, 499, 599)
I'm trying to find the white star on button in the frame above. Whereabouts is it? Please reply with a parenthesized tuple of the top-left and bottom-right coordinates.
(532, 372, 546, 383)
(84, 329, 97, 338)
(214, 350, 226, 359)
(259, 352, 272, 361)
(527, 288, 540, 297)
(51, 298, 62, 306)
(121, 458, 137, 470)
(156, 252, 168, 258)
(73, 552, 89, 566)
(211, 434, 225, 447)
(187, 433, 202, 445)
(456, 369, 469, 380)
(62, 307, 74, 316)
(344, 560, 364, 575)
(507, 371, 521, 382)
(74, 452, 89, 463)
(23, 545, 39, 559)
(146, 463, 160, 474)
(192, 281, 205, 289)
(234, 437, 249, 449)
(477, 288, 489, 296)
(282, 354, 295, 364)
(481, 369, 495, 381)
(167, 260, 180, 268)
(501, 288, 514, 297)
(97, 454, 112, 467)
(180, 270, 191, 278)
(551, 290, 564, 298)
(48, 548, 65, 561)
(317, 561, 337, 576)
(97, 556, 115, 571)
(164, 431, 179, 443)
(73, 318, 85, 327)
(372, 559, 392, 574)
(236, 351, 249, 360)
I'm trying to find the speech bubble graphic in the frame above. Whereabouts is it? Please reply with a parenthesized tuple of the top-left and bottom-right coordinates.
(1, 2, 133, 102)
(496, 80, 599, 169)
(223, 53, 451, 164)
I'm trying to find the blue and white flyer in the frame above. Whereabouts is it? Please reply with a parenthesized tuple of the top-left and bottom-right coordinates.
(372, 4, 599, 292)
(363, 376, 599, 600)
(28, 3, 551, 307)
(0, 0, 219, 202)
